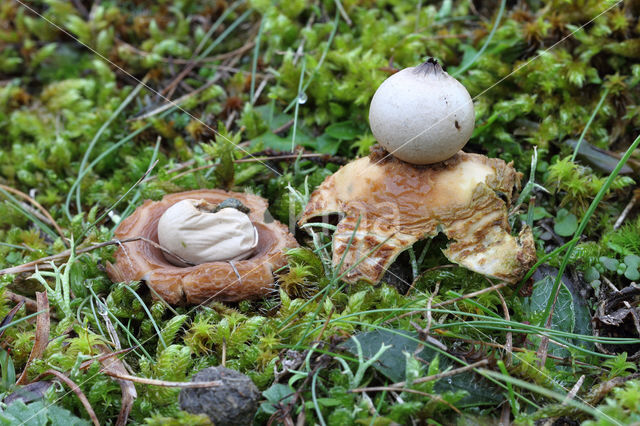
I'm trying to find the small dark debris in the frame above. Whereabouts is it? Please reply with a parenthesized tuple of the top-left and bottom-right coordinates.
(455, 120, 460, 130)
(593, 284, 640, 360)
(381, 250, 413, 294)
(213, 198, 251, 214)
(179, 366, 260, 426)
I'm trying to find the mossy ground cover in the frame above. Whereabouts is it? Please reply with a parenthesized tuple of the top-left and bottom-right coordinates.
(1, 0, 640, 424)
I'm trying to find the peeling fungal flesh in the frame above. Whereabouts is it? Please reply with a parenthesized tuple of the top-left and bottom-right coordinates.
(298, 148, 537, 285)
(106, 190, 298, 305)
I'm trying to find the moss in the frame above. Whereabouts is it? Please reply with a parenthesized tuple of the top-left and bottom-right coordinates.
(1, 0, 639, 424)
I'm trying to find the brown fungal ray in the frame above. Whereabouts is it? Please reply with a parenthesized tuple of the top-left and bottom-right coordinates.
(106, 190, 298, 305)
(298, 150, 536, 285)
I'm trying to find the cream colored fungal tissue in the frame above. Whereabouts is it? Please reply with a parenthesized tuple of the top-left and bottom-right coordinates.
(157, 199, 258, 266)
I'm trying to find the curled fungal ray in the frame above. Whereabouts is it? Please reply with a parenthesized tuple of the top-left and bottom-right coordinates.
(298, 149, 536, 285)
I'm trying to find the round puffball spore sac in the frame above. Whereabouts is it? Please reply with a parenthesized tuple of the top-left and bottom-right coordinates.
(157, 199, 258, 266)
(368, 58, 475, 164)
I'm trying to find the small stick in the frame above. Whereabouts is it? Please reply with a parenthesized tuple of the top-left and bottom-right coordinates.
(437, 335, 605, 369)
(425, 282, 439, 334)
(500, 402, 511, 425)
(79, 348, 135, 371)
(166, 153, 339, 182)
(235, 153, 331, 163)
(3, 291, 38, 312)
(224, 110, 237, 131)
(31, 370, 100, 426)
(350, 359, 489, 392)
(333, 0, 352, 25)
(252, 77, 270, 104)
(0, 236, 193, 276)
(316, 307, 335, 344)
(221, 338, 227, 367)
(613, 192, 638, 230)
(385, 281, 508, 324)
(129, 74, 226, 122)
(562, 375, 585, 405)
(115, 38, 256, 65)
(496, 290, 513, 367)
(433, 281, 508, 308)
(99, 369, 223, 388)
(355, 387, 462, 414)
(272, 119, 295, 135)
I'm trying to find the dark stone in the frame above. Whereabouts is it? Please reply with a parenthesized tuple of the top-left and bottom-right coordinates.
(179, 366, 260, 426)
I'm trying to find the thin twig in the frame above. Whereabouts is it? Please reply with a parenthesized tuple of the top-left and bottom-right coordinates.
(350, 359, 489, 393)
(161, 21, 258, 98)
(437, 335, 606, 370)
(333, 0, 352, 25)
(385, 281, 508, 324)
(116, 38, 256, 65)
(272, 119, 295, 135)
(0, 236, 193, 276)
(3, 291, 38, 312)
(129, 72, 226, 122)
(99, 369, 223, 388)
(79, 348, 136, 371)
(356, 387, 462, 413)
(31, 370, 100, 426)
(613, 191, 639, 230)
(496, 290, 513, 367)
(235, 153, 333, 163)
(315, 307, 335, 344)
(252, 77, 270, 104)
(562, 375, 585, 405)
(222, 338, 227, 367)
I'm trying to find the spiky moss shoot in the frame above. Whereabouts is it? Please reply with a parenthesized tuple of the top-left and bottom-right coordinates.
(184, 314, 216, 356)
(277, 263, 318, 299)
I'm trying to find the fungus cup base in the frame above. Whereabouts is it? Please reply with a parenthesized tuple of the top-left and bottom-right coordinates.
(299, 148, 537, 285)
(106, 189, 298, 305)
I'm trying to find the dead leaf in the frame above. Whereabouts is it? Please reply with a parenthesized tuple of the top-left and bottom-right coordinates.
(96, 345, 137, 426)
(16, 292, 50, 385)
(0, 301, 24, 340)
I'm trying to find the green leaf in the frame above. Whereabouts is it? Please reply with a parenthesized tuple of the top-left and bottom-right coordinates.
(314, 134, 343, 155)
(624, 255, 640, 269)
(523, 275, 575, 357)
(324, 121, 360, 140)
(554, 208, 578, 237)
(0, 400, 90, 426)
(260, 383, 294, 415)
(600, 256, 619, 272)
(624, 267, 640, 281)
(0, 350, 15, 391)
(584, 266, 600, 282)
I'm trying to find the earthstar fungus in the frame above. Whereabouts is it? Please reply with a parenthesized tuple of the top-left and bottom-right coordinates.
(298, 147, 537, 285)
(107, 189, 298, 304)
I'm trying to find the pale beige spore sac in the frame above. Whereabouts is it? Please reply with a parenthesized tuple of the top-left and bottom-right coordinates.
(157, 199, 259, 267)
